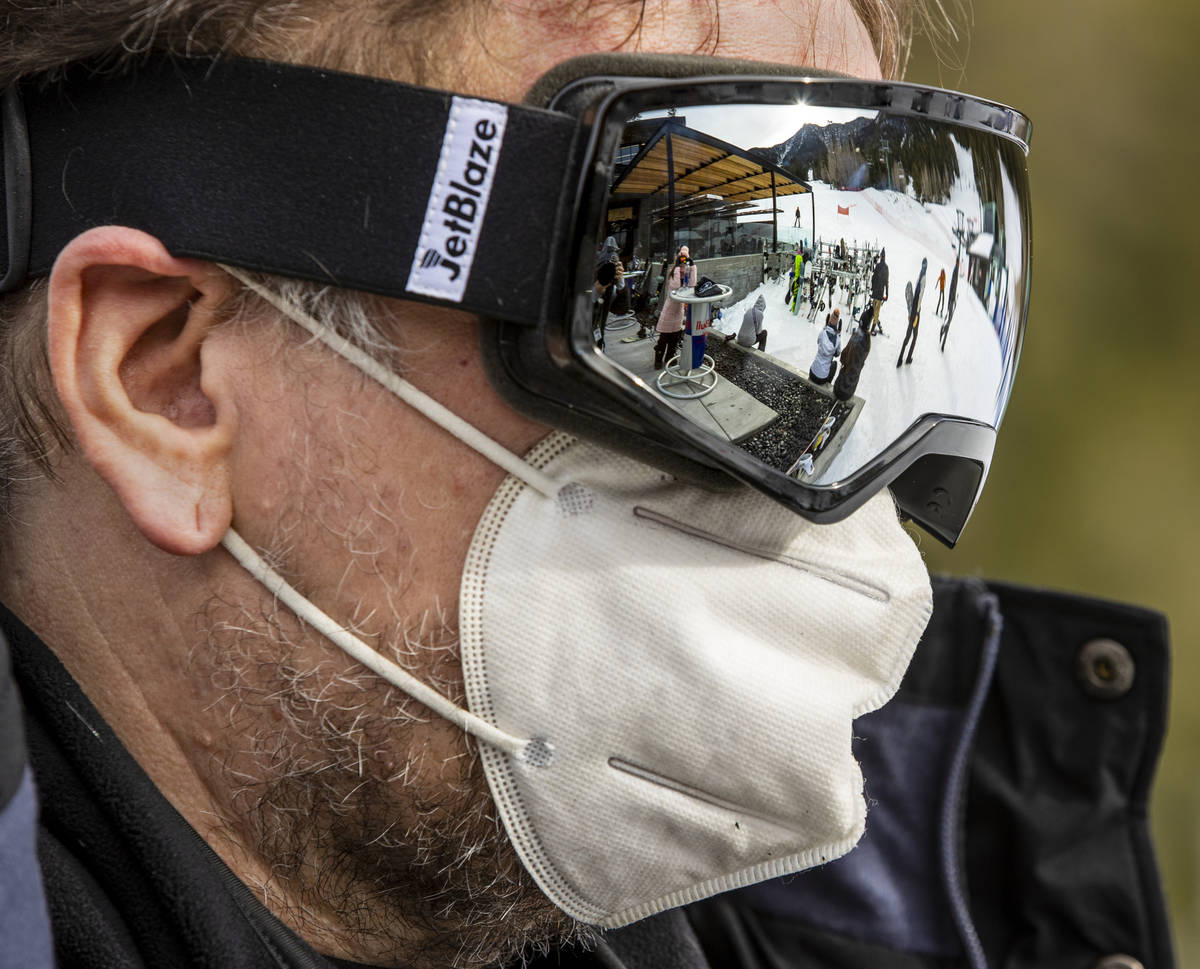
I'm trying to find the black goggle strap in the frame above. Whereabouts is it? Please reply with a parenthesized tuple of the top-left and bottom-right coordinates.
(0, 55, 582, 324)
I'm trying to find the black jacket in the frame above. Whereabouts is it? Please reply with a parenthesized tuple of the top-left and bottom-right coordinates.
(871, 261, 889, 301)
(834, 329, 871, 401)
(0, 578, 1174, 969)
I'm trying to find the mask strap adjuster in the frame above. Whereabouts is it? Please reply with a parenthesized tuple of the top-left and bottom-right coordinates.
(1, 85, 32, 295)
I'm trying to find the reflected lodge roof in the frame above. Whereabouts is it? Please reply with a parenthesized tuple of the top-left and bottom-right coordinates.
(611, 120, 811, 206)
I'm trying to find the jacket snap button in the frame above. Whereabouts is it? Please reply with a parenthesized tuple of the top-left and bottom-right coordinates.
(1077, 639, 1135, 699)
(1094, 956, 1144, 969)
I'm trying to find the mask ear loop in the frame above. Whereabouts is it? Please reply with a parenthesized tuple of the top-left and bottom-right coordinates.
(220, 530, 530, 759)
(214, 264, 561, 762)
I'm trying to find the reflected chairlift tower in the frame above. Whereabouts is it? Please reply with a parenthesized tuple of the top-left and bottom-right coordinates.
(954, 209, 968, 251)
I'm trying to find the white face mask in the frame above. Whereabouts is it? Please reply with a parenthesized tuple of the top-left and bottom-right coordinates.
(218, 268, 933, 928)
(460, 433, 931, 926)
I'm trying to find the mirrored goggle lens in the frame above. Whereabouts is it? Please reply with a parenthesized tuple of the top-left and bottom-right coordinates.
(574, 80, 1031, 537)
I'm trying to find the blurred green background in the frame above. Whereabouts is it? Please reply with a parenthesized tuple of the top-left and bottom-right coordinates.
(905, 2, 1200, 963)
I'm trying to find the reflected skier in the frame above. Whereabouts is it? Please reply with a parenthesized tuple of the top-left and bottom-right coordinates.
(940, 256, 960, 351)
(870, 248, 889, 336)
(896, 256, 927, 368)
(835, 306, 873, 402)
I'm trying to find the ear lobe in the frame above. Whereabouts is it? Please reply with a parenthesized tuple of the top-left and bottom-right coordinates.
(48, 226, 238, 555)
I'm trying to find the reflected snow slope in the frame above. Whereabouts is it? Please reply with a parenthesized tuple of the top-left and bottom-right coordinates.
(711, 176, 1004, 485)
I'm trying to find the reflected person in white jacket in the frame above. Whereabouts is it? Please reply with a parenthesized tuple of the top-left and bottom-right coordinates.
(736, 293, 769, 351)
(809, 308, 842, 386)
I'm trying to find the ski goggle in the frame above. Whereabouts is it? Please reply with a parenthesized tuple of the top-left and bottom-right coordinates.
(0, 53, 1030, 545)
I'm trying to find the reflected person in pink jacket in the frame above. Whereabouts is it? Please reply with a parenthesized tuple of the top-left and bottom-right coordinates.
(653, 245, 696, 369)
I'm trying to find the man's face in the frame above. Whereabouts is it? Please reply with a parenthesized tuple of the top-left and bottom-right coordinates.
(194, 2, 883, 965)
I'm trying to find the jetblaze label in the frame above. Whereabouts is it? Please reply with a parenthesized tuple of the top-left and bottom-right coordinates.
(406, 97, 508, 303)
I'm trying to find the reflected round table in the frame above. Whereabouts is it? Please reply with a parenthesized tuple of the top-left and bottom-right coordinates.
(656, 284, 731, 400)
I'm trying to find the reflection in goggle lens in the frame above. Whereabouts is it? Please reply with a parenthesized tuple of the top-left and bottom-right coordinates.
(589, 96, 1028, 490)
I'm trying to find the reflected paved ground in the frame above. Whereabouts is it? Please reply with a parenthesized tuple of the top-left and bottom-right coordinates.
(602, 316, 863, 481)
(708, 338, 864, 481)
(603, 319, 778, 443)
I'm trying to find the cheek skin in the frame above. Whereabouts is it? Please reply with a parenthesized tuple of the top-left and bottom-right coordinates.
(222, 307, 546, 640)
(217, 314, 536, 808)
(387, 306, 548, 463)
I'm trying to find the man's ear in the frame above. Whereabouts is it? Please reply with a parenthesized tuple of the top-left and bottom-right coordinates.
(47, 226, 238, 555)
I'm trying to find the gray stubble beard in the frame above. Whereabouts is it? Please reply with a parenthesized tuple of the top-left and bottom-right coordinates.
(193, 555, 590, 968)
